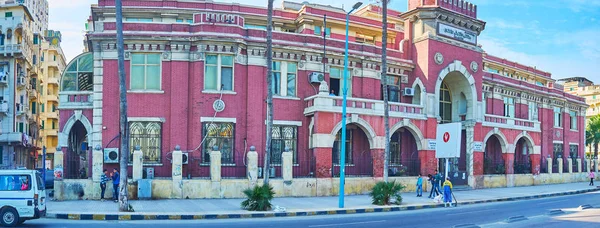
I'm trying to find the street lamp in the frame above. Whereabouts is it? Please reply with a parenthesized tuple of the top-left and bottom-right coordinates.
(339, 1, 363, 209)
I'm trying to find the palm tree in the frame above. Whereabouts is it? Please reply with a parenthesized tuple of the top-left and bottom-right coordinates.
(382, 0, 390, 182)
(263, 0, 275, 185)
(115, 0, 130, 211)
(586, 115, 600, 159)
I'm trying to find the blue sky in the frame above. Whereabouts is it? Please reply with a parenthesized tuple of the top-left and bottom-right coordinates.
(49, 0, 600, 83)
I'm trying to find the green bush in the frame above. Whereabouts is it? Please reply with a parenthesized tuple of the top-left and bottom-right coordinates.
(241, 184, 275, 211)
(370, 181, 405, 205)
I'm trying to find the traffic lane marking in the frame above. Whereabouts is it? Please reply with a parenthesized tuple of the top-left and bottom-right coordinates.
(308, 220, 387, 227)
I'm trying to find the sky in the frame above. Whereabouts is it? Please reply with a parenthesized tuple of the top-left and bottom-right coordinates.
(48, 0, 600, 83)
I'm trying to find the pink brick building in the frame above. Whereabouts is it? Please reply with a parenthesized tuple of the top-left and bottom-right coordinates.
(57, 0, 587, 189)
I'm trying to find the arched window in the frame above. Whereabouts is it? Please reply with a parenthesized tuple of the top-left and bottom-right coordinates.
(439, 82, 452, 123)
(61, 53, 93, 91)
(412, 84, 421, 105)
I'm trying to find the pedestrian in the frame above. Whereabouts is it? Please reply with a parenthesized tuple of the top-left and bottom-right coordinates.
(427, 174, 438, 198)
(434, 170, 443, 195)
(100, 169, 110, 201)
(416, 174, 423, 197)
(443, 177, 453, 207)
(79, 167, 86, 179)
(111, 168, 120, 202)
(590, 170, 595, 186)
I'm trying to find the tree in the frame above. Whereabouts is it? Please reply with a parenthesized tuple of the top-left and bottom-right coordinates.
(115, 0, 131, 212)
(382, 0, 390, 182)
(586, 115, 600, 159)
(263, 0, 275, 185)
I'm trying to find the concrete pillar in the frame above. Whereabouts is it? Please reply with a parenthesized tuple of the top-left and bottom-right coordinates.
(246, 146, 258, 186)
(132, 146, 143, 181)
(596, 158, 600, 172)
(577, 158, 582, 173)
(530, 154, 541, 174)
(92, 145, 104, 182)
(54, 147, 64, 200)
(171, 146, 183, 199)
(282, 149, 293, 182)
(586, 159, 591, 173)
(210, 147, 221, 182)
(557, 157, 563, 174)
(567, 158, 573, 173)
(371, 148, 384, 177)
(503, 153, 514, 175)
(314, 147, 332, 178)
(546, 157, 552, 174)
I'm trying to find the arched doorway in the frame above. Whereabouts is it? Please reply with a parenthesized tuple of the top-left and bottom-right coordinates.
(332, 124, 373, 177)
(514, 138, 533, 174)
(389, 127, 420, 176)
(437, 68, 475, 185)
(65, 121, 89, 179)
(484, 135, 505, 174)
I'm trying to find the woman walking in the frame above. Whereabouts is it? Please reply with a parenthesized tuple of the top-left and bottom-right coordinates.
(590, 171, 595, 186)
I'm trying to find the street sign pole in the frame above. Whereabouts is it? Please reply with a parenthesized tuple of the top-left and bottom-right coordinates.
(42, 146, 46, 183)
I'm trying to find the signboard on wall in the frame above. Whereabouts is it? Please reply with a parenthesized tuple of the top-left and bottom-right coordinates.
(473, 142, 483, 152)
(428, 140, 437, 150)
(435, 122, 462, 158)
(438, 23, 477, 45)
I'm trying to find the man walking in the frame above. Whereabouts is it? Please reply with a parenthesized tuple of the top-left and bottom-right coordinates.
(434, 170, 443, 196)
(111, 168, 120, 202)
(416, 174, 423, 197)
(443, 177, 453, 207)
(100, 169, 110, 201)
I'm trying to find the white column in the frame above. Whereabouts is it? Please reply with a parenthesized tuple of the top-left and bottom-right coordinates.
(172, 146, 183, 199)
(210, 147, 222, 182)
(246, 146, 258, 186)
(577, 158, 582, 173)
(557, 157, 563, 174)
(547, 157, 553, 174)
(132, 146, 143, 181)
(282, 149, 293, 182)
(92, 145, 104, 182)
(567, 158, 573, 173)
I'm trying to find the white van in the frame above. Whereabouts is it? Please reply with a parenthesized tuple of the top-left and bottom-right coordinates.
(0, 169, 46, 227)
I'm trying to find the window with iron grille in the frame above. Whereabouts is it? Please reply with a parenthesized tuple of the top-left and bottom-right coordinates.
(202, 122, 235, 164)
(129, 122, 162, 163)
(270, 125, 297, 165)
(333, 130, 353, 165)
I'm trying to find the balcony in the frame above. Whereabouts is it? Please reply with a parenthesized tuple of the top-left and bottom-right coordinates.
(44, 129, 58, 136)
(46, 94, 58, 102)
(0, 43, 32, 63)
(47, 77, 59, 85)
(16, 103, 28, 116)
(17, 76, 26, 88)
(304, 94, 426, 119)
(46, 112, 58, 119)
(58, 91, 93, 109)
(483, 114, 541, 132)
(29, 88, 38, 100)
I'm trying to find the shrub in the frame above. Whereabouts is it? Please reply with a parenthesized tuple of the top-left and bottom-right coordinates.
(370, 181, 405, 205)
(241, 184, 275, 211)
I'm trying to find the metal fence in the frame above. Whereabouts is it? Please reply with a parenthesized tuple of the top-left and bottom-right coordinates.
(389, 159, 420, 177)
(221, 165, 248, 179)
(513, 160, 531, 174)
(293, 158, 316, 178)
(332, 156, 373, 177)
(484, 159, 506, 175)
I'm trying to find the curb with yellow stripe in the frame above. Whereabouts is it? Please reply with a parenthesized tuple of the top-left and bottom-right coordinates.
(47, 188, 599, 221)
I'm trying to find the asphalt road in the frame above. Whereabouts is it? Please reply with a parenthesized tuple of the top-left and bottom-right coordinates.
(24, 191, 600, 228)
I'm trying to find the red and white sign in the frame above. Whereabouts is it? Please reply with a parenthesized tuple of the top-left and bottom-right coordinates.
(436, 123, 462, 158)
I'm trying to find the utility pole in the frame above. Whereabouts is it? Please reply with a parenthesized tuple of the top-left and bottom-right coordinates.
(382, 0, 390, 182)
(263, 0, 275, 185)
(115, 0, 130, 212)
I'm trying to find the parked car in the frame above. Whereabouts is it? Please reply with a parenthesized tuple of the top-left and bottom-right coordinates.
(35, 169, 54, 189)
(0, 169, 47, 226)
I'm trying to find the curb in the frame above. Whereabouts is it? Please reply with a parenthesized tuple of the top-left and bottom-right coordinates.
(46, 188, 600, 221)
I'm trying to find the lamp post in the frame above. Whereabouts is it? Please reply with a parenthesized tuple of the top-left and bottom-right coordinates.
(339, 1, 363, 209)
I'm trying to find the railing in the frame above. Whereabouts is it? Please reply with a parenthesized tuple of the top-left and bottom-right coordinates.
(15, 103, 27, 114)
(0, 102, 8, 113)
(46, 94, 58, 101)
(220, 165, 248, 179)
(483, 159, 506, 175)
(46, 112, 58, 119)
(514, 160, 531, 174)
(17, 76, 26, 88)
(389, 159, 420, 176)
(483, 114, 540, 131)
(293, 158, 316, 178)
(45, 129, 58, 136)
(47, 77, 59, 85)
(58, 92, 94, 109)
(332, 154, 373, 177)
(304, 94, 425, 118)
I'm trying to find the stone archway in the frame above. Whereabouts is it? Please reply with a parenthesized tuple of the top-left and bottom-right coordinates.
(483, 130, 509, 175)
(329, 116, 376, 149)
(435, 60, 478, 122)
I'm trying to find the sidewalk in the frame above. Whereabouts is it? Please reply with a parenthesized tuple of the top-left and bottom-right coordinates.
(46, 182, 599, 220)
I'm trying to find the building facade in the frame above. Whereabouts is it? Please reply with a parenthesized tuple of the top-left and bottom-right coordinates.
(58, 0, 588, 191)
(559, 77, 598, 157)
(0, 0, 49, 169)
(36, 30, 66, 169)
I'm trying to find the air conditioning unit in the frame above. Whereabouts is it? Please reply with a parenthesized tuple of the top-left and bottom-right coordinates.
(309, 72, 325, 83)
(103, 148, 119, 163)
(403, 88, 415, 96)
(182, 152, 189, 165)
